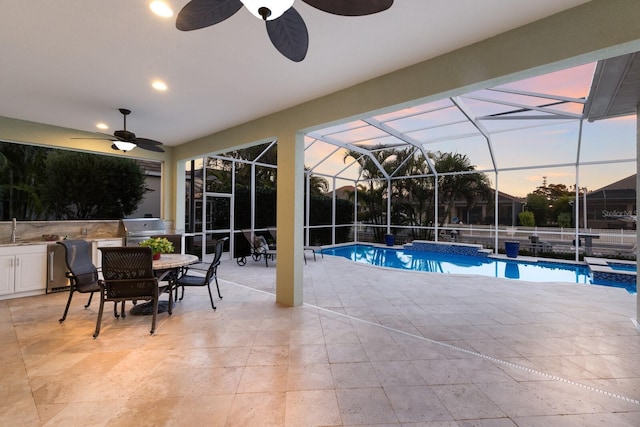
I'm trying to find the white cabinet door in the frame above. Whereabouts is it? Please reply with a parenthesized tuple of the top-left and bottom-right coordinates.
(0, 245, 47, 297)
(0, 254, 14, 296)
(93, 239, 123, 270)
(14, 251, 47, 293)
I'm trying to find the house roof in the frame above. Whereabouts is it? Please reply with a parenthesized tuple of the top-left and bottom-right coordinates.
(594, 174, 637, 192)
(588, 174, 636, 200)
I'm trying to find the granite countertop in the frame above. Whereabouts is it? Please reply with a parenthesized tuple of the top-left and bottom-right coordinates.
(0, 237, 123, 247)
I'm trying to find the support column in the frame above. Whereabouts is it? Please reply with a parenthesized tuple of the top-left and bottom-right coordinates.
(636, 106, 639, 325)
(275, 132, 304, 307)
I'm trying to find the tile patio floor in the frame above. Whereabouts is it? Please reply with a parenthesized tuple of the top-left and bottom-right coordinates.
(1, 253, 639, 426)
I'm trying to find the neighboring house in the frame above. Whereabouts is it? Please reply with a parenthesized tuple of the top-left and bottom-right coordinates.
(585, 174, 636, 229)
(451, 190, 525, 226)
(331, 185, 525, 226)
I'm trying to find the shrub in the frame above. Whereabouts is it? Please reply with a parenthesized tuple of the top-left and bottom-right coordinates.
(518, 211, 535, 227)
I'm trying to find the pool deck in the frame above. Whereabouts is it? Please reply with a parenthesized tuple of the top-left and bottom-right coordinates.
(2, 254, 639, 425)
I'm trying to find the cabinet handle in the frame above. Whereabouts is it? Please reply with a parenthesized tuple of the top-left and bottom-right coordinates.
(16, 257, 19, 267)
(49, 251, 55, 281)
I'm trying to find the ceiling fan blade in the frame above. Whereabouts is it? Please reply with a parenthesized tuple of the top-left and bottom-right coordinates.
(134, 138, 165, 153)
(134, 137, 162, 145)
(301, 0, 393, 16)
(71, 133, 117, 141)
(266, 7, 308, 62)
(176, 0, 243, 31)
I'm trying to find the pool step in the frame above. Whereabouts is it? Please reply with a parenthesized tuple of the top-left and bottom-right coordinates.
(585, 256, 636, 284)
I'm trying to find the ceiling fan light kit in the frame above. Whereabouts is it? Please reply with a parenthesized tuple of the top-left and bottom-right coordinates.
(241, 0, 293, 21)
(112, 141, 137, 152)
(176, 0, 393, 62)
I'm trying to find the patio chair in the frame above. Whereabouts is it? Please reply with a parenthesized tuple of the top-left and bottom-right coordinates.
(94, 246, 172, 338)
(174, 237, 228, 310)
(57, 239, 102, 323)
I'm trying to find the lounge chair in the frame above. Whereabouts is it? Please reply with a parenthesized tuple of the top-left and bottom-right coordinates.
(267, 227, 322, 263)
(236, 230, 276, 267)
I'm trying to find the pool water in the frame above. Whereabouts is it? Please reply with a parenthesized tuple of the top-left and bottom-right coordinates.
(608, 262, 637, 272)
(321, 244, 636, 293)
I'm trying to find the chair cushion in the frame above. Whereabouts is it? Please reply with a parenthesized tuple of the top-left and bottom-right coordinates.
(176, 274, 207, 286)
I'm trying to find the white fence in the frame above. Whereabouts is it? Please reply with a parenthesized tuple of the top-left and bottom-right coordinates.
(346, 223, 636, 259)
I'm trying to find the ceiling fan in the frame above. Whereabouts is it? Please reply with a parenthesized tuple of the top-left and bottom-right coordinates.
(72, 108, 165, 153)
(176, 0, 394, 62)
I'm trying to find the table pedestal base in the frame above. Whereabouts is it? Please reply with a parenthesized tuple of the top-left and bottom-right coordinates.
(129, 300, 170, 315)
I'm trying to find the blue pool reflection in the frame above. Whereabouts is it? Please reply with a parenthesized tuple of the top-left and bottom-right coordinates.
(321, 244, 636, 293)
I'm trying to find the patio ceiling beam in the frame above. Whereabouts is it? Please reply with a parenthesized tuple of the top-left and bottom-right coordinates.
(311, 133, 390, 180)
(487, 87, 587, 104)
(306, 144, 343, 173)
(252, 139, 277, 164)
(477, 119, 577, 135)
(332, 159, 362, 179)
(390, 147, 421, 179)
(364, 117, 438, 177)
(320, 121, 371, 139)
(415, 131, 483, 145)
(375, 102, 457, 125)
(479, 115, 580, 120)
(337, 134, 390, 146)
(451, 96, 498, 172)
(466, 95, 583, 119)
(384, 118, 470, 135)
(207, 154, 275, 170)
(353, 141, 412, 151)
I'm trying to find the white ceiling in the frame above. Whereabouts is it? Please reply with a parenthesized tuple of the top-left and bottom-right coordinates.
(0, 0, 590, 148)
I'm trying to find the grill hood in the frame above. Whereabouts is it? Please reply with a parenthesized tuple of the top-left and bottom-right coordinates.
(119, 218, 167, 246)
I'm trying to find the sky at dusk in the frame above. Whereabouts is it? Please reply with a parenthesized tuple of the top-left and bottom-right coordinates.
(305, 62, 637, 198)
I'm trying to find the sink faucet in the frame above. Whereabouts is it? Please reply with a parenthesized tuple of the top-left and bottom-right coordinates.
(10, 218, 16, 243)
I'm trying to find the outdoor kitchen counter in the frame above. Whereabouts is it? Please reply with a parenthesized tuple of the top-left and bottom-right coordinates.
(0, 237, 123, 247)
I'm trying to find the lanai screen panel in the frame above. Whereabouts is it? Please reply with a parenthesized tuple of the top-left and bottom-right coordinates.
(490, 120, 581, 170)
(580, 116, 636, 163)
(422, 134, 496, 173)
(305, 61, 635, 195)
(305, 137, 360, 179)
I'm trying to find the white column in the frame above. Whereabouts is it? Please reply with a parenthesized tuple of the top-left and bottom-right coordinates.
(275, 132, 304, 307)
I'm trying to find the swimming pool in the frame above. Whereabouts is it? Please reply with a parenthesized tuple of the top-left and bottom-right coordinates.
(321, 244, 636, 293)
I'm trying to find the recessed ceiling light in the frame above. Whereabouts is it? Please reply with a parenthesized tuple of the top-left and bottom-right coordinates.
(152, 80, 168, 91)
(96, 123, 108, 130)
(150, 1, 173, 18)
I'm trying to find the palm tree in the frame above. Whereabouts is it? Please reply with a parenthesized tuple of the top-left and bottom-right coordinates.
(341, 147, 492, 240)
(391, 149, 435, 239)
(434, 152, 492, 226)
(343, 147, 396, 241)
(306, 169, 329, 196)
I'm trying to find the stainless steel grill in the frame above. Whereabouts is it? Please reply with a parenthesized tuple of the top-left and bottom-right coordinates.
(119, 218, 167, 247)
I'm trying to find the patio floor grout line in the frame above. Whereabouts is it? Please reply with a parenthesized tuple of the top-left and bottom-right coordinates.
(221, 278, 640, 407)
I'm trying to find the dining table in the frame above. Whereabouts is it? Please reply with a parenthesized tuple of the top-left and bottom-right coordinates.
(129, 253, 199, 315)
